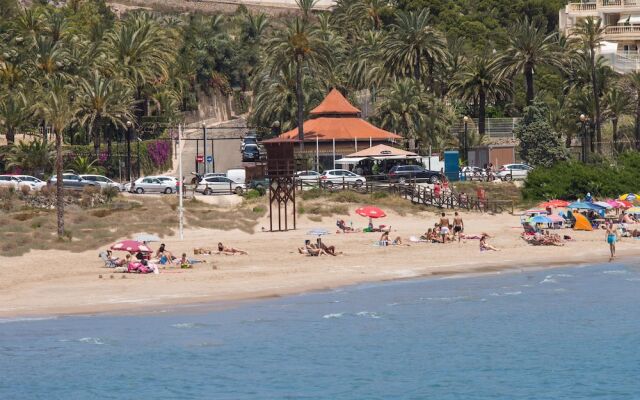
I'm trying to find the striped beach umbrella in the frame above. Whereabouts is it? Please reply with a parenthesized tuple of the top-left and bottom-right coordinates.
(111, 240, 152, 253)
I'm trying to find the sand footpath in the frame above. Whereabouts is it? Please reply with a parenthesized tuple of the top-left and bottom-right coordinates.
(1, 210, 637, 318)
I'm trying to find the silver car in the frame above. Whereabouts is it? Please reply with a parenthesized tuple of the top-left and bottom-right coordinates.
(196, 176, 245, 195)
(130, 177, 176, 194)
(80, 175, 123, 191)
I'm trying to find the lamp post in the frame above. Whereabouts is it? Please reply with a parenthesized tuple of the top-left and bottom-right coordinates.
(580, 114, 588, 163)
(136, 136, 142, 179)
(463, 116, 469, 165)
(126, 120, 133, 182)
(201, 122, 207, 175)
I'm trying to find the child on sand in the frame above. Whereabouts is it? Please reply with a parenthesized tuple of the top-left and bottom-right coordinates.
(479, 235, 499, 251)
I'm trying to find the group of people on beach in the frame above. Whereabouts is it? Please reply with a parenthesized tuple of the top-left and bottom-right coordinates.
(298, 238, 338, 256)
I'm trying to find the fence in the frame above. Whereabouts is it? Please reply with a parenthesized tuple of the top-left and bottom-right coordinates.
(449, 118, 521, 140)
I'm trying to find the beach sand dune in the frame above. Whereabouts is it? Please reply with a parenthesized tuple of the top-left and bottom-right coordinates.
(0, 211, 636, 317)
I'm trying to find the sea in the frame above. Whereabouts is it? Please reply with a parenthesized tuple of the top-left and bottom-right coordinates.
(1, 262, 639, 400)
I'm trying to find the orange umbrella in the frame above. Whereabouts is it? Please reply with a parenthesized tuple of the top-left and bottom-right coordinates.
(539, 199, 570, 208)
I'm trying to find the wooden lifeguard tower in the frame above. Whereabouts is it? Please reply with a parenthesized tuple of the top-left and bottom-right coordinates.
(262, 138, 298, 231)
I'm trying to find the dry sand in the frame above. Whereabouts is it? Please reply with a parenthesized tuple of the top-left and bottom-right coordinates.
(1, 209, 637, 318)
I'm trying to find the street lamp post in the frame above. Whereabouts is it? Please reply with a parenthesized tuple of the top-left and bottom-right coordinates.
(137, 136, 142, 179)
(202, 122, 207, 175)
(580, 114, 588, 163)
(126, 121, 133, 182)
(463, 116, 469, 165)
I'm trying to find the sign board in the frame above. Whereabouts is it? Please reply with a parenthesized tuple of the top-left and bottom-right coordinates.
(206, 155, 213, 163)
(196, 155, 204, 163)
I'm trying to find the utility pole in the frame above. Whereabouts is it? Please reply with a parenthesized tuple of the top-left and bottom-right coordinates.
(126, 121, 133, 182)
(202, 122, 207, 174)
(178, 124, 184, 240)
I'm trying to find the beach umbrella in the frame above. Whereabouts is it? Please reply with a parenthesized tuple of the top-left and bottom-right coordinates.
(111, 240, 152, 253)
(620, 200, 633, 208)
(307, 228, 330, 236)
(355, 206, 386, 218)
(134, 234, 161, 243)
(529, 215, 553, 224)
(547, 215, 564, 223)
(594, 201, 613, 209)
(524, 209, 548, 215)
(567, 201, 606, 211)
(618, 193, 639, 201)
(626, 207, 640, 214)
(539, 200, 569, 208)
(606, 199, 625, 208)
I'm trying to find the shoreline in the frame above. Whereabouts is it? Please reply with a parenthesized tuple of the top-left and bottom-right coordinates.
(1, 251, 636, 321)
(1, 210, 637, 320)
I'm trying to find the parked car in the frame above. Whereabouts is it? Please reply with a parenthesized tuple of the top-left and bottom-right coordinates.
(13, 175, 47, 191)
(496, 163, 532, 181)
(242, 144, 261, 162)
(196, 176, 245, 195)
(241, 134, 258, 152)
(80, 175, 123, 191)
(48, 173, 99, 190)
(459, 166, 486, 181)
(294, 170, 321, 183)
(320, 169, 366, 187)
(155, 176, 179, 187)
(248, 177, 269, 192)
(0, 175, 21, 189)
(129, 177, 176, 194)
(226, 168, 246, 184)
(387, 165, 443, 184)
(204, 172, 226, 179)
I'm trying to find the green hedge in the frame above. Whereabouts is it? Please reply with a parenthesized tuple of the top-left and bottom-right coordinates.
(523, 152, 640, 200)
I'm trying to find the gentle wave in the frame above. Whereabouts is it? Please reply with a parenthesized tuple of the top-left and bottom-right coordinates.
(603, 270, 628, 275)
(0, 316, 58, 324)
(356, 311, 381, 319)
(490, 291, 523, 297)
(322, 313, 344, 319)
(171, 322, 209, 329)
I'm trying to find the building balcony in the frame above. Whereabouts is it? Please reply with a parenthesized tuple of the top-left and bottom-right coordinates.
(567, 2, 597, 13)
(567, 0, 640, 12)
(604, 24, 640, 38)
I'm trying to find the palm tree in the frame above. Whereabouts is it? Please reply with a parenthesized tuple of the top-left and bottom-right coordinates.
(0, 92, 31, 145)
(66, 156, 102, 174)
(348, 0, 391, 30)
(499, 17, 562, 106)
(37, 81, 80, 238)
(296, 0, 318, 22)
(383, 9, 447, 92)
(574, 16, 605, 154)
(77, 71, 135, 158)
(374, 78, 428, 149)
(5, 140, 54, 176)
(603, 87, 632, 155)
(625, 71, 640, 150)
(450, 53, 511, 137)
(265, 18, 330, 146)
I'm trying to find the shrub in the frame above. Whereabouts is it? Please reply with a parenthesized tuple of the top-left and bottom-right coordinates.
(244, 189, 262, 200)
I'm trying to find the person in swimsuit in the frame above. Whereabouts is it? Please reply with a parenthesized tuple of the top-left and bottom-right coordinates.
(479, 235, 499, 251)
(218, 242, 248, 255)
(439, 213, 450, 243)
(605, 223, 617, 261)
(453, 212, 464, 242)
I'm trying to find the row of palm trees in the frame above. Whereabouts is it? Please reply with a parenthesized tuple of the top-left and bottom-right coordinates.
(252, 1, 640, 155)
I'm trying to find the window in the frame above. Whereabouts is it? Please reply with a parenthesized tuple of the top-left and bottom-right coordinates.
(0, 176, 9, 181)
(84, 176, 96, 181)
(143, 178, 153, 184)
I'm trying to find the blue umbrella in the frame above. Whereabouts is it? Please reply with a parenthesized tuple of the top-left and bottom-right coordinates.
(307, 228, 330, 236)
(567, 201, 606, 211)
(529, 215, 553, 224)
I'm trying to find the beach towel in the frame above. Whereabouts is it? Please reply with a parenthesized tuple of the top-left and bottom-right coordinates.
(409, 236, 428, 243)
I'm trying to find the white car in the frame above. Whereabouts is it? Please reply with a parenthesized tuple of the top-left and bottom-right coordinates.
(496, 164, 532, 181)
(204, 172, 226, 178)
(196, 176, 245, 195)
(80, 175, 123, 191)
(0, 175, 21, 189)
(6, 175, 46, 191)
(320, 169, 366, 186)
(129, 177, 176, 194)
(295, 170, 321, 182)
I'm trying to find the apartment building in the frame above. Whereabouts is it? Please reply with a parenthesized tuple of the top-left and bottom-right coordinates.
(560, 0, 640, 72)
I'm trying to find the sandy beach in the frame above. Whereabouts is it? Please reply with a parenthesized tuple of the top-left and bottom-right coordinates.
(1, 208, 637, 318)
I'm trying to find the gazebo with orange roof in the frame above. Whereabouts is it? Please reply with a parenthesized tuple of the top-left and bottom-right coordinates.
(264, 89, 402, 169)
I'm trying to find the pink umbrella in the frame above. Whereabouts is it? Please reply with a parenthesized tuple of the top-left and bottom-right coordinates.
(607, 199, 627, 209)
(111, 240, 152, 253)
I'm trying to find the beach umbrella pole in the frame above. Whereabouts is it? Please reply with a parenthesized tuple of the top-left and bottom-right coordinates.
(178, 124, 184, 240)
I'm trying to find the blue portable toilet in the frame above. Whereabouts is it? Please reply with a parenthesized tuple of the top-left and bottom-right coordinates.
(444, 150, 460, 182)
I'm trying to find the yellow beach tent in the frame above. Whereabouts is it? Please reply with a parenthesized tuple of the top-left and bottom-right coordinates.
(573, 213, 593, 231)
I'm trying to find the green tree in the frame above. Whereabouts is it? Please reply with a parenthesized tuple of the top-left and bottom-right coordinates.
(66, 156, 102, 174)
(450, 53, 510, 137)
(5, 140, 54, 176)
(625, 71, 640, 151)
(515, 101, 568, 167)
(499, 16, 562, 106)
(603, 87, 632, 155)
(574, 16, 605, 154)
(0, 93, 31, 145)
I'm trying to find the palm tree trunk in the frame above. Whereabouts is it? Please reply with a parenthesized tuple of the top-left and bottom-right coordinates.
(93, 126, 101, 159)
(414, 50, 421, 82)
(612, 118, 619, 155)
(524, 63, 534, 106)
(55, 129, 65, 238)
(478, 89, 486, 137)
(296, 58, 304, 151)
(590, 49, 602, 154)
(636, 94, 640, 150)
(6, 127, 15, 145)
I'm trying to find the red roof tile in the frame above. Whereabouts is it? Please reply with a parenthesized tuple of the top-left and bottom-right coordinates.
(279, 117, 401, 141)
(310, 89, 361, 116)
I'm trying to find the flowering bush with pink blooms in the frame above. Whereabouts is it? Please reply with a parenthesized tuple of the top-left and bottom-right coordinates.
(147, 141, 171, 168)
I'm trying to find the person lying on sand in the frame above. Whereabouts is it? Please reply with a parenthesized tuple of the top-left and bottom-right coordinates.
(217, 242, 248, 255)
(379, 231, 407, 246)
(298, 240, 327, 256)
(193, 247, 213, 255)
(479, 235, 499, 251)
(316, 238, 338, 256)
(336, 219, 359, 233)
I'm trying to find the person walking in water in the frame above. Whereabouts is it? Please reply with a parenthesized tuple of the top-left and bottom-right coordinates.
(605, 223, 617, 261)
(453, 212, 464, 243)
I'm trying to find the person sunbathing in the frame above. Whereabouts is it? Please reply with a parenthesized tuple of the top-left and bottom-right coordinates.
(217, 242, 248, 255)
(298, 240, 327, 256)
(336, 219, 357, 233)
(479, 235, 499, 251)
(156, 243, 175, 265)
(316, 238, 337, 256)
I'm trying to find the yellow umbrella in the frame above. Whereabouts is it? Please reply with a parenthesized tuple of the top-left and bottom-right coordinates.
(618, 193, 639, 201)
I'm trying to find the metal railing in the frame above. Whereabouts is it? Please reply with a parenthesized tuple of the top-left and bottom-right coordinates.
(567, 0, 640, 11)
(449, 118, 520, 139)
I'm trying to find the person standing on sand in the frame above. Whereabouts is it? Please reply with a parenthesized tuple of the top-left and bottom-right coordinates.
(453, 212, 464, 242)
(605, 223, 617, 261)
(439, 212, 450, 243)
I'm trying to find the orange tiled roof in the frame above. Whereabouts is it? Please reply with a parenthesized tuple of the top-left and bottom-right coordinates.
(279, 117, 401, 141)
(309, 88, 361, 116)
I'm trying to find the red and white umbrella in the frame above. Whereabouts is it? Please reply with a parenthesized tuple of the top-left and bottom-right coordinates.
(111, 240, 152, 253)
(355, 206, 386, 218)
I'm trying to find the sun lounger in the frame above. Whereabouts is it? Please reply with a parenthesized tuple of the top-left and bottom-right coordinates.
(99, 251, 118, 268)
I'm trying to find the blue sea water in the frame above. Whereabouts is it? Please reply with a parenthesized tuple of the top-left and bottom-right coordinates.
(1, 263, 640, 400)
